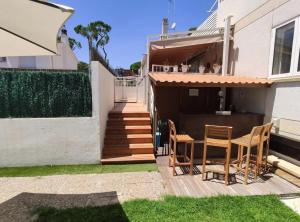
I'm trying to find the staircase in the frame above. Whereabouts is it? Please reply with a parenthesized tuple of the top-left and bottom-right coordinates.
(101, 103, 156, 164)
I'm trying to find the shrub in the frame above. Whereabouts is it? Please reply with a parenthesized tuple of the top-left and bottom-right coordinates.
(0, 70, 92, 118)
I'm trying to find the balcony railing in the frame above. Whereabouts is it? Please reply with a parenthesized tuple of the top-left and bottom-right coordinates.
(148, 28, 224, 42)
(151, 64, 222, 74)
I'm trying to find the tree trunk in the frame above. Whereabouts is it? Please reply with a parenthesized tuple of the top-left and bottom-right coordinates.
(102, 47, 107, 61)
(88, 38, 93, 63)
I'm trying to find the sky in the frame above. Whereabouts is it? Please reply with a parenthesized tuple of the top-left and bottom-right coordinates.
(53, 0, 216, 69)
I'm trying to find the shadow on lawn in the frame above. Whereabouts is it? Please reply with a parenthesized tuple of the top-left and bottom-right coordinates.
(0, 191, 129, 222)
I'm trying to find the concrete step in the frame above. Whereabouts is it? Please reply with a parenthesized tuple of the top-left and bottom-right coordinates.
(104, 134, 152, 144)
(101, 154, 156, 164)
(106, 125, 151, 135)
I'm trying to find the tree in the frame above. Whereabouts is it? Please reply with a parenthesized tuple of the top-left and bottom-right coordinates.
(188, 27, 197, 31)
(77, 61, 89, 72)
(68, 38, 82, 51)
(74, 21, 111, 63)
(130, 61, 141, 74)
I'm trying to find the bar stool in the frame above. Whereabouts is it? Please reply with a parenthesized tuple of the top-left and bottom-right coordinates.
(260, 123, 274, 172)
(232, 125, 264, 184)
(168, 120, 194, 176)
(202, 125, 233, 185)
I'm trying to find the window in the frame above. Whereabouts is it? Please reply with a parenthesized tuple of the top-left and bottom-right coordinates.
(0, 57, 7, 62)
(270, 17, 300, 77)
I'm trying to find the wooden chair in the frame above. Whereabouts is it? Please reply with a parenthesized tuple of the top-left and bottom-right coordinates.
(232, 125, 264, 185)
(258, 123, 274, 172)
(168, 120, 194, 176)
(202, 125, 232, 185)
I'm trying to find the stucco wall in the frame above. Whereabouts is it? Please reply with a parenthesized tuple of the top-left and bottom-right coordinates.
(0, 118, 99, 167)
(229, 0, 300, 141)
(0, 43, 78, 70)
(0, 62, 115, 167)
(217, 0, 268, 27)
(91, 62, 115, 156)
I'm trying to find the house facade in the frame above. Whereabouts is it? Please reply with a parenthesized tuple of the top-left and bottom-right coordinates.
(221, 0, 300, 162)
(0, 29, 78, 70)
(145, 0, 300, 165)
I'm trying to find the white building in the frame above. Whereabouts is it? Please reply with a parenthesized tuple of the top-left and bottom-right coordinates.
(0, 29, 78, 70)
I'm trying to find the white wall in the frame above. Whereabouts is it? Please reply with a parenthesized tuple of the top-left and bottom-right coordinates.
(229, 0, 300, 141)
(0, 42, 78, 70)
(217, 0, 268, 27)
(0, 62, 115, 167)
(0, 118, 99, 167)
(91, 61, 115, 155)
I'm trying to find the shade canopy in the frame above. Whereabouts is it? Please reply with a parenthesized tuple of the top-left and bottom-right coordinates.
(149, 34, 223, 66)
(149, 73, 272, 88)
(0, 0, 74, 57)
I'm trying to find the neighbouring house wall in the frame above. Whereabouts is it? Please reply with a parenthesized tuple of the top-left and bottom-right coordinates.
(0, 62, 114, 167)
(229, 0, 300, 141)
(0, 43, 78, 70)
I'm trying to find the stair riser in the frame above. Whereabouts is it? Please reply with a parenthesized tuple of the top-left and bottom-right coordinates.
(105, 138, 152, 144)
(103, 148, 153, 155)
(101, 159, 156, 165)
(109, 113, 149, 118)
(106, 128, 151, 134)
(107, 120, 150, 126)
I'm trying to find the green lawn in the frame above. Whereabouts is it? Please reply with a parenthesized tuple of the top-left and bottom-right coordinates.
(0, 164, 157, 177)
(35, 195, 300, 222)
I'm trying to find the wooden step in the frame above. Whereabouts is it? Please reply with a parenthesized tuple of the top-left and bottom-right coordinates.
(109, 112, 149, 118)
(104, 134, 152, 144)
(103, 143, 154, 155)
(106, 125, 151, 134)
(107, 117, 150, 126)
(101, 154, 156, 164)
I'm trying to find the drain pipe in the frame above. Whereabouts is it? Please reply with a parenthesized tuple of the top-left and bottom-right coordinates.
(220, 15, 233, 111)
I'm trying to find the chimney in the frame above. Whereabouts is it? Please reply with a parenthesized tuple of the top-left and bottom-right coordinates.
(60, 26, 69, 45)
(161, 18, 169, 39)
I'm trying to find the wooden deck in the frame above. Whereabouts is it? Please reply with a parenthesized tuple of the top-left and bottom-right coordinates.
(157, 155, 300, 197)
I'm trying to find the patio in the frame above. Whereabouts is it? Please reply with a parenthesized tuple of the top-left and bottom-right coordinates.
(157, 154, 300, 197)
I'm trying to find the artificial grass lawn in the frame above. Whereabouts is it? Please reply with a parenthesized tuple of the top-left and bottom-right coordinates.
(0, 164, 157, 177)
(35, 195, 300, 222)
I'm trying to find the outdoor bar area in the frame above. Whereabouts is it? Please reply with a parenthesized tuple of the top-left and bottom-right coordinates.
(150, 73, 271, 148)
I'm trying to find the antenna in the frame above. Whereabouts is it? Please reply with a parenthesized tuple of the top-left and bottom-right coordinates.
(168, 0, 176, 30)
(207, 0, 217, 13)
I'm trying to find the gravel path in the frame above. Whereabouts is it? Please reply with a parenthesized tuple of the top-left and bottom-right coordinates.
(0, 172, 167, 222)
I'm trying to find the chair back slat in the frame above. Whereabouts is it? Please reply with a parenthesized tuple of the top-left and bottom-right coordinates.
(168, 119, 177, 138)
(262, 122, 273, 138)
(249, 125, 264, 146)
(205, 125, 233, 140)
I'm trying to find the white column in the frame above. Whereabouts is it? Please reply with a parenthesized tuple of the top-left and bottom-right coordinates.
(222, 15, 233, 76)
(220, 15, 233, 111)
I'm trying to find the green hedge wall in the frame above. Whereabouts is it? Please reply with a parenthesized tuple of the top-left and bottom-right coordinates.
(0, 70, 92, 118)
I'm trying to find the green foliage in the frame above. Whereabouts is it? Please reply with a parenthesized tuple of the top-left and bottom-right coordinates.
(0, 70, 92, 118)
(188, 26, 197, 31)
(130, 61, 141, 74)
(68, 38, 82, 51)
(35, 195, 300, 222)
(77, 61, 89, 72)
(74, 21, 111, 61)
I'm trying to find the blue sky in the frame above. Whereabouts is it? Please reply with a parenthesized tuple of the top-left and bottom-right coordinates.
(53, 0, 215, 68)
